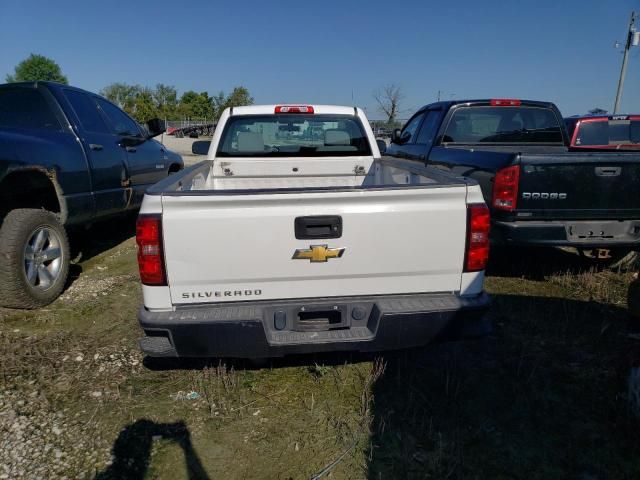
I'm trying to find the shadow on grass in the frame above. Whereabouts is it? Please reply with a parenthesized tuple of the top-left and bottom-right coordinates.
(487, 246, 599, 280)
(367, 293, 640, 479)
(69, 213, 137, 265)
(142, 349, 376, 373)
(95, 419, 210, 480)
(62, 213, 138, 293)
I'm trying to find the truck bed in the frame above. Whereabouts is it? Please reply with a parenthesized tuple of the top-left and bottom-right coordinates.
(141, 156, 481, 310)
(146, 157, 466, 195)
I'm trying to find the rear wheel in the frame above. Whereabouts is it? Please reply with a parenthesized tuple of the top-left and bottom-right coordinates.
(0, 209, 70, 309)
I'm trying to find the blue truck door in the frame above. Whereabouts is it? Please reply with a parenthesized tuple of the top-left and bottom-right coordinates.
(385, 112, 426, 160)
(95, 98, 166, 208)
(62, 89, 130, 217)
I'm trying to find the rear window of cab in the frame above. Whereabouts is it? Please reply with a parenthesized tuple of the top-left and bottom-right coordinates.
(443, 106, 563, 144)
(574, 118, 640, 147)
(217, 114, 372, 157)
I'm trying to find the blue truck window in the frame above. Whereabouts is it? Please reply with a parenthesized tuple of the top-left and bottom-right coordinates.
(96, 98, 141, 137)
(400, 113, 425, 144)
(64, 90, 110, 134)
(0, 88, 60, 131)
(444, 106, 563, 144)
(415, 111, 439, 145)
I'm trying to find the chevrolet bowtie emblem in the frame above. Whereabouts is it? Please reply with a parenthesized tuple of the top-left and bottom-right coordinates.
(292, 245, 345, 263)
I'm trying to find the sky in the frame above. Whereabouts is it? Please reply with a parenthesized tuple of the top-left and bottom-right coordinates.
(1, 0, 640, 119)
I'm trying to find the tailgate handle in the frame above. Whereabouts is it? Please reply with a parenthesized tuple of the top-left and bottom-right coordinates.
(595, 166, 621, 177)
(295, 216, 342, 239)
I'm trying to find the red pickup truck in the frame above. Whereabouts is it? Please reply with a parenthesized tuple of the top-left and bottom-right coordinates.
(565, 115, 640, 150)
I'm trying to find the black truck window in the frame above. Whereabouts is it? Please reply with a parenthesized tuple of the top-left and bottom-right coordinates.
(96, 98, 141, 136)
(576, 119, 640, 146)
(443, 106, 563, 144)
(631, 121, 640, 143)
(415, 111, 440, 145)
(399, 112, 425, 144)
(64, 90, 110, 134)
(0, 88, 61, 131)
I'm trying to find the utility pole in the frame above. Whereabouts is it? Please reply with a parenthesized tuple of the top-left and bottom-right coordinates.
(613, 11, 637, 113)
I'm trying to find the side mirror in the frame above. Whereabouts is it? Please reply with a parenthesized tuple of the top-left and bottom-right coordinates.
(376, 139, 387, 153)
(390, 128, 402, 144)
(192, 140, 211, 155)
(145, 118, 166, 138)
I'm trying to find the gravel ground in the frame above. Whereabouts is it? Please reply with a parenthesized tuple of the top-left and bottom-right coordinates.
(0, 342, 144, 479)
(0, 388, 108, 479)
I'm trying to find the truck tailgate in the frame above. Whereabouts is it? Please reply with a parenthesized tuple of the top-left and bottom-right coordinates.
(518, 152, 640, 218)
(161, 187, 468, 305)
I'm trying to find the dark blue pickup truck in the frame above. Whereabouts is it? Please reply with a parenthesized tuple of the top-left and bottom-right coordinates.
(0, 81, 183, 308)
(385, 99, 640, 265)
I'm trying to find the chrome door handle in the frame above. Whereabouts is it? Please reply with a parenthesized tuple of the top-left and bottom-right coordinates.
(89, 143, 103, 151)
(125, 146, 137, 153)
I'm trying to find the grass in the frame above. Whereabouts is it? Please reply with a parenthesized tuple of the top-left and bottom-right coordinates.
(1, 221, 640, 479)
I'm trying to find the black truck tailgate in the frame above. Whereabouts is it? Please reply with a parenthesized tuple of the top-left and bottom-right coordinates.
(517, 152, 640, 219)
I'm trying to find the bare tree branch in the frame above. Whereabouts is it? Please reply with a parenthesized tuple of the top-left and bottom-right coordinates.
(372, 84, 404, 124)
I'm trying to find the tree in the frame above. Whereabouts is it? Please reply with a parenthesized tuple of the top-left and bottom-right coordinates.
(178, 91, 214, 120)
(6, 53, 68, 84)
(100, 83, 139, 110)
(373, 84, 404, 124)
(212, 86, 254, 118)
(153, 84, 178, 119)
(98, 83, 254, 122)
(132, 87, 158, 123)
(588, 107, 608, 115)
(223, 86, 254, 109)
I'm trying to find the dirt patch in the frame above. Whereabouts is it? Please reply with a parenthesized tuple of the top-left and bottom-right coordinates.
(59, 274, 136, 304)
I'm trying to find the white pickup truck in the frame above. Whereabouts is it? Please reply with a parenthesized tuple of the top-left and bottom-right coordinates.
(135, 104, 491, 358)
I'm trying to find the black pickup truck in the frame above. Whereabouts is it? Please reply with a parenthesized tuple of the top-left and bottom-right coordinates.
(0, 81, 183, 308)
(384, 99, 640, 263)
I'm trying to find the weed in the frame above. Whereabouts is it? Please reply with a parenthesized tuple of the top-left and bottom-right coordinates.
(308, 363, 332, 378)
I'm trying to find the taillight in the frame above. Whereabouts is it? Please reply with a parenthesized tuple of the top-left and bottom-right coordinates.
(492, 165, 520, 211)
(275, 105, 314, 114)
(490, 99, 522, 106)
(465, 204, 491, 272)
(136, 215, 166, 286)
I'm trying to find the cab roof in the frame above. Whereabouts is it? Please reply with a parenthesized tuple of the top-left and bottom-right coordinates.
(228, 104, 361, 116)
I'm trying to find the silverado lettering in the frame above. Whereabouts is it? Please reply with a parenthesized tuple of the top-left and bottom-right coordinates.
(181, 290, 262, 299)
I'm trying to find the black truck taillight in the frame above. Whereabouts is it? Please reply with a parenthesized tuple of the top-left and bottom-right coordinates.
(492, 165, 520, 211)
(136, 215, 166, 286)
(465, 204, 490, 272)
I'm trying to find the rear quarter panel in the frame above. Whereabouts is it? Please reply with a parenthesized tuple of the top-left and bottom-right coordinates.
(0, 128, 93, 223)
